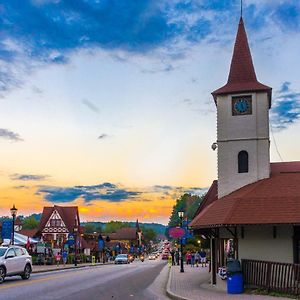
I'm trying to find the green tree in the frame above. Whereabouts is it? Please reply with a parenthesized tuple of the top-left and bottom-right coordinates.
(103, 221, 131, 233)
(168, 193, 205, 228)
(22, 216, 39, 230)
(141, 227, 157, 243)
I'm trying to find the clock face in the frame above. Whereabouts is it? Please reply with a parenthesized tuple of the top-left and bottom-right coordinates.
(232, 96, 252, 116)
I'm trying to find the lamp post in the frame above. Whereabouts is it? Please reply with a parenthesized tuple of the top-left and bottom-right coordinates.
(10, 204, 18, 245)
(74, 227, 78, 267)
(178, 211, 184, 273)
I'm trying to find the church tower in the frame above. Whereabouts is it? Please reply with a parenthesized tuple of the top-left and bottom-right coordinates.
(212, 17, 272, 199)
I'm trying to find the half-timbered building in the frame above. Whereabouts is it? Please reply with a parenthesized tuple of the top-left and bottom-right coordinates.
(37, 205, 80, 248)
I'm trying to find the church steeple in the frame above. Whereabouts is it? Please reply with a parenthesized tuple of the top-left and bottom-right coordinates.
(212, 17, 272, 107)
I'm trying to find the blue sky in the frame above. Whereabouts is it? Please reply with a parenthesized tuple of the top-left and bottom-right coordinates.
(0, 0, 300, 223)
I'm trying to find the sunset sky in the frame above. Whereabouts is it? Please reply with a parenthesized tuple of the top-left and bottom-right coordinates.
(0, 1, 300, 224)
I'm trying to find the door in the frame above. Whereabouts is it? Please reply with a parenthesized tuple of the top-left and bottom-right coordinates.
(14, 247, 26, 273)
(5, 248, 17, 275)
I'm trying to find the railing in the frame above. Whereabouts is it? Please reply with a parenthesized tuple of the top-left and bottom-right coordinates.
(242, 259, 300, 295)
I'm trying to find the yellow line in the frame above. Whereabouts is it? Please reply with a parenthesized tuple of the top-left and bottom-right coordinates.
(0, 268, 87, 290)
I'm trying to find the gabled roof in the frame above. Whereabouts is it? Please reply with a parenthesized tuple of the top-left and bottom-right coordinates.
(193, 180, 218, 218)
(38, 205, 80, 233)
(109, 227, 137, 241)
(212, 17, 272, 107)
(190, 162, 300, 228)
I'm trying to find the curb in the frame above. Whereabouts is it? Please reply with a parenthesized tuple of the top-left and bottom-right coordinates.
(166, 267, 191, 300)
(32, 262, 113, 274)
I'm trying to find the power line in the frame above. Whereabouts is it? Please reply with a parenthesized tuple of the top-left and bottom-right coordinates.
(270, 125, 283, 162)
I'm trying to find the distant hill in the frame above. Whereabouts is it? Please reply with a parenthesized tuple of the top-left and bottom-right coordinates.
(81, 221, 166, 235)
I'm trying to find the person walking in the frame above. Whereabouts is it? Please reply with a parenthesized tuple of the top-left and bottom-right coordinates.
(55, 252, 61, 267)
(171, 249, 175, 266)
(199, 248, 207, 267)
(191, 251, 195, 267)
(195, 251, 200, 267)
(62, 250, 68, 266)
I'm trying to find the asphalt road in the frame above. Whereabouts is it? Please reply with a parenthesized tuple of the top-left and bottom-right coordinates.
(0, 259, 169, 300)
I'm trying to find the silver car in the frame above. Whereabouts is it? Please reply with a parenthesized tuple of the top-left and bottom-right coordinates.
(114, 254, 129, 264)
(0, 246, 32, 283)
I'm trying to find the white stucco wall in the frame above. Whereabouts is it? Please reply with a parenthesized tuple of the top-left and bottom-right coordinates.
(219, 225, 294, 264)
(217, 92, 270, 198)
(238, 225, 294, 263)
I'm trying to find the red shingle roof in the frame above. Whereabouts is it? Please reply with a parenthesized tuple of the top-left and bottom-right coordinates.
(38, 205, 80, 233)
(190, 162, 300, 228)
(109, 227, 137, 241)
(212, 17, 272, 107)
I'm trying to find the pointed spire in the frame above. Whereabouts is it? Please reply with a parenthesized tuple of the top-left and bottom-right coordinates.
(212, 17, 272, 107)
(227, 17, 257, 84)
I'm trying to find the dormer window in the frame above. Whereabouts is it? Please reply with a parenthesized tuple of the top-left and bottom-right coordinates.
(238, 151, 249, 173)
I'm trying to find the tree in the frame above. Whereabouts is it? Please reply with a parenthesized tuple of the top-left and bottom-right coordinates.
(103, 221, 131, 233)
(141, 227, 157, 243)
(22, 216, 39, 230)
(168, 193, 205, 228)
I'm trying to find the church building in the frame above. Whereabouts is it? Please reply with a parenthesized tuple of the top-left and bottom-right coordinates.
(190, 16, 300, 291)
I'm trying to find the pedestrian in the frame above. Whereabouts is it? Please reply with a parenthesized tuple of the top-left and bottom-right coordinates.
(199, 248, 207, 267)
(171, 249, 175, 266)
(175, 250, 180, 265)
(62, 250, 68, 266)
(186, 251, 192, 265)
(195, 251, 200, 267)
(55, 252, 61, 267)
(191, 252, 195, 267)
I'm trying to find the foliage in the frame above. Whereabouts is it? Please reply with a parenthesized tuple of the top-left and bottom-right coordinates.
(22, 216, 39, 229)
(103, 221, 132, 233)
(141, 227, 157, 243)
(168, 193, 205, 228)
(83, 223, 102, 234)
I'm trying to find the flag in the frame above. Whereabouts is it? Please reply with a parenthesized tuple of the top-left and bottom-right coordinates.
(26, 237, 30, 250)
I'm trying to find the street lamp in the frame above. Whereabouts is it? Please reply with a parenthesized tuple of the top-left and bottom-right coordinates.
(178, 211, 184, 273)
(10, 204, 18, 245)
(74, 227, 78, 267)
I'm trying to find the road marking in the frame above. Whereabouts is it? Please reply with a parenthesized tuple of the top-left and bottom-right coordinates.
(0, 270, 82, 290)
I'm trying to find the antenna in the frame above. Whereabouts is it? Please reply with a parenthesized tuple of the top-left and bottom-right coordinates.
(241, 0, 243, 17)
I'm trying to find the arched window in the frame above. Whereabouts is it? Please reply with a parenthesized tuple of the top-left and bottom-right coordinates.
(238, 151, 249, 173)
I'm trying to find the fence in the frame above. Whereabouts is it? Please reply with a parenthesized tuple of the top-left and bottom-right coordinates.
(242, 259, 300, 295)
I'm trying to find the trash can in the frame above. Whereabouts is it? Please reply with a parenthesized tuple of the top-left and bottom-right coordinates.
(226, 259, 244, 294)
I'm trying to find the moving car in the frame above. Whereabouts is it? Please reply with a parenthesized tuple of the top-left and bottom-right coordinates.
(114, 254, 129, 264)
(0, 246, 32, 284)
(148, 254, 156, 260)
(162, 251, 169, 260)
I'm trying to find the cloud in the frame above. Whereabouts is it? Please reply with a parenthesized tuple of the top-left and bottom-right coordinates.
(270, 82, 300, 130)
(37, 182, 141, 203)
(82, 99, 100, 113)
(10, 173, 49, 181)
(0, 0, 213, 93)
(0, 128, 23, 142)
(98, 134, 109, 140)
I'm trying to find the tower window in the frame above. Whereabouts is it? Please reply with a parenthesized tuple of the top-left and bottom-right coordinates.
(238, 151, 249, 173)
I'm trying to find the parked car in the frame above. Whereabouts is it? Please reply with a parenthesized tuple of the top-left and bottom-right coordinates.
(114, 254, 129, 264)
(0, 246, 32, 284)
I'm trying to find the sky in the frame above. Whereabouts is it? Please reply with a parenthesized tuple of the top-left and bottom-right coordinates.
(0, 0, 300, 224)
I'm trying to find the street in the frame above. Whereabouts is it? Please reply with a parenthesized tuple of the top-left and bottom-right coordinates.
(0, 260, 169, 300)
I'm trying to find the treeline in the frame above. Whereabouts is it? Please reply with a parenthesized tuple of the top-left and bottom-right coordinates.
(168, 193, 205, 228)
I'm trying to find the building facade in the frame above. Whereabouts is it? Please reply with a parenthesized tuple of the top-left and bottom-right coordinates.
(190, 16, 300, 290)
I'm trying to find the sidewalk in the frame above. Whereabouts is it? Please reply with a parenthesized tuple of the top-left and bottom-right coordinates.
(166, 265, 289, 300)
(32, 262, 110, 273)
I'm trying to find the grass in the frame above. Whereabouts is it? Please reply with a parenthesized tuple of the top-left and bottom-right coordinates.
(244, 288, 300, 299)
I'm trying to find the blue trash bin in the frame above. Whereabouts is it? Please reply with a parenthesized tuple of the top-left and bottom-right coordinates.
(227, 272, 244, 294)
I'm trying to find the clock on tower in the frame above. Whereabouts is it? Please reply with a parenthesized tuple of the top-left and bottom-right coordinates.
(232, 95, 252, 115)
